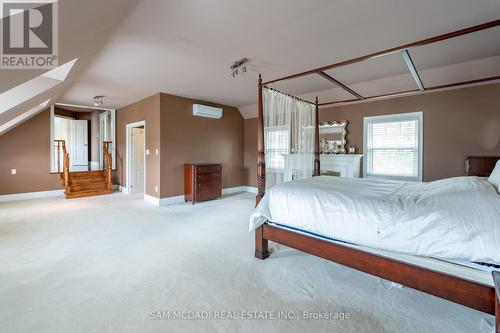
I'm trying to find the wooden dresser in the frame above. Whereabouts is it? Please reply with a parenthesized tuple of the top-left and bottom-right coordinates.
(184, 163, 222, 204)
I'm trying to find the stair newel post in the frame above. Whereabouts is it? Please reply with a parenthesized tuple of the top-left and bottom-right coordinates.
(62, 140, 69, 189)
(56, 141, 61, 173)
(103, 141, 112, 191)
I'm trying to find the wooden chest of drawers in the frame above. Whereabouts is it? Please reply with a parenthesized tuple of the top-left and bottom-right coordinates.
(184, 163, 222, 204)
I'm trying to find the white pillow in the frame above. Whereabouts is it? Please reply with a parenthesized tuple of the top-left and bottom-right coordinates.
(487, 160, 500, 191)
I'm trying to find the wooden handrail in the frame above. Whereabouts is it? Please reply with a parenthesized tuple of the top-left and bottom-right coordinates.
(103, 141, 113, 190)
(54, 140, 69, 188)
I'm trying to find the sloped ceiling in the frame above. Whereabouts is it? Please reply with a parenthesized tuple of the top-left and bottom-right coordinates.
(1, 0, 500, 122)
(58, 0, 500, 115)
(0, 0, 140, 133)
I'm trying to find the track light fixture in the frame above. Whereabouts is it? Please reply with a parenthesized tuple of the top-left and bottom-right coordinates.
(231, 58, 248, 78)
(93, 95, 105, 106)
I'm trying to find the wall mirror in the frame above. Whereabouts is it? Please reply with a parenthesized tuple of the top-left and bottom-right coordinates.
(319, 120, 347, 154)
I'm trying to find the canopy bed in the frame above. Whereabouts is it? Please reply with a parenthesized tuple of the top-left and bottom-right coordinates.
(252, 19, 500, 331)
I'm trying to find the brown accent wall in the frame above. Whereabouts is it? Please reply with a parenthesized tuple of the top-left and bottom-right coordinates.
(54, 107, 76, 118)
(0, 109, 62, 195)
(243, 83, 500, 184)
(54, 107, 103, 163)
(159, 93, 244, 197)
(244, 118, 258, 187)
(319, 83, 500, 181)
(116, 93, 161, 197)
(0, 91, 244, 198)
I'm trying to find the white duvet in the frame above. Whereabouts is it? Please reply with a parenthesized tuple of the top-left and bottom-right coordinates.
(249, 176, 500, 264)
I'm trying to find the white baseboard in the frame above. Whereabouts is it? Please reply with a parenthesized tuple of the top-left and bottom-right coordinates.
(245, 186, 258, 194)
(144, 194, 161, 206)
(0, 189, 64, 203)
(0, 185, 121, 203)
(0, 185, 255, 204)
(144, 186, 256, 207)
(222, 186, 248, 195)
(144, 193, 185, 206)
(159, 195, 185, 206)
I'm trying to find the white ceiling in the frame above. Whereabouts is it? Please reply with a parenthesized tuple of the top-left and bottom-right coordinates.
(1, 0, 500, 123)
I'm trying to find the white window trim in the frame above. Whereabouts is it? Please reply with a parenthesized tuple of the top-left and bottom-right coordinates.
(264, 125, 290, 173)
(363, 111, 423, 182)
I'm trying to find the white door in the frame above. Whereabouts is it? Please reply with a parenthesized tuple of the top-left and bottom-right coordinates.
(99, 111, 112, 169)
(131, 127, 145, 194)
(71, 120, 89, 170)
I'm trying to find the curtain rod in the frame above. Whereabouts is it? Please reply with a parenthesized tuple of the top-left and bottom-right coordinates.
(262, 86, 317, 106)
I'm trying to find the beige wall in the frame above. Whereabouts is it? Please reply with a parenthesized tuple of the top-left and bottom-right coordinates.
(243, 83, 500, 184)
(116, 93, 161, 198)
(0, 109, 62, 195)
(244, 118, 258, 187)
(159, 93, 244, 197)
(320, 83, 500, 181)
(116, 92, 244, 198)
(54, 107, 103, 163)
(0, 92, 244, 198)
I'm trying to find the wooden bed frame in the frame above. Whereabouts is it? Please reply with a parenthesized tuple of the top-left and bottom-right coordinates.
(254, 19, 500, 331)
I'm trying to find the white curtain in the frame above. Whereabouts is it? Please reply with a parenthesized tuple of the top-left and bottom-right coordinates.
(263, 88, 315, 189)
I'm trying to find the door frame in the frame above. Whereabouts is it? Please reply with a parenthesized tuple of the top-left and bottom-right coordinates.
(70, 119, 89, 170)
(126, 121, 146, 194)
(99, 111, 110, 169)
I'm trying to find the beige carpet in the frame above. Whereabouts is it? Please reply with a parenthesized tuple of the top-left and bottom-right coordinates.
(0, 192, 493, 333)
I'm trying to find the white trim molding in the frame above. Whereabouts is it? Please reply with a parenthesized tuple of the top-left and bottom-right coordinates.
(245, 186, 258, 194)
(126, 120, 146, 195)
(1, 186, 121, 203)
(55, 102, 116, 112)
(363, 111, 423, 182)
(143, 194, 161, 206)
(0, 189, 64, 202)
(222, 186, 248, 195)
(143, 186, 256, 207)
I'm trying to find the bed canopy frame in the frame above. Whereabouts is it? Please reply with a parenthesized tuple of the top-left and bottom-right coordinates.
(255, 19, 500, 331)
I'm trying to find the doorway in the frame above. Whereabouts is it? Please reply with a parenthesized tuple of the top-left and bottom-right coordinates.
(53, 115, 89, 171)
(50, 104, 116, 173)
(126, 121, 146, 194)
(71, 119, 89, 171)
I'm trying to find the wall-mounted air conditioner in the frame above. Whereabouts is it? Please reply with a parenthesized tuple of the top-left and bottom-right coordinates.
(192, 104, 223, 119)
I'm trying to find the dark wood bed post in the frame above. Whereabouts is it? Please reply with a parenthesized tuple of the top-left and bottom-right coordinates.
(255, 73, 269, 260)
(256, 74, 265, 206)
(313, 96, 320, 176)
(494, 271, 500, 333)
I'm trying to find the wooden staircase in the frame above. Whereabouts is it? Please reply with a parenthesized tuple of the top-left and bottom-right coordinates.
(54, 140, 113, 199)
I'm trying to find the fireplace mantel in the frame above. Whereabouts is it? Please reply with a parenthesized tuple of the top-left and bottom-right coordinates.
(283, 154, 364, 181)
(320, 154, 363, 178)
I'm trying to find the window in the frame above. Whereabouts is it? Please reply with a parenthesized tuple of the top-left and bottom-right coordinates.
(264, 126, 290, 171)
(363, 112, 423, 181)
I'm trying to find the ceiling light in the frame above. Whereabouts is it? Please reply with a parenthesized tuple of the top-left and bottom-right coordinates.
(93, 95, 104, 106)
(230, 58, 248, 78)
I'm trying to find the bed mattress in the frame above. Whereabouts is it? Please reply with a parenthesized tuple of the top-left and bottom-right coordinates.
(269, 222, 495, 287)
(250, 176, 500, 265)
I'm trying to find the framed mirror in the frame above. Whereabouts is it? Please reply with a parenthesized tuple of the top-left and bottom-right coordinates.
(319, 120, 347, 154)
